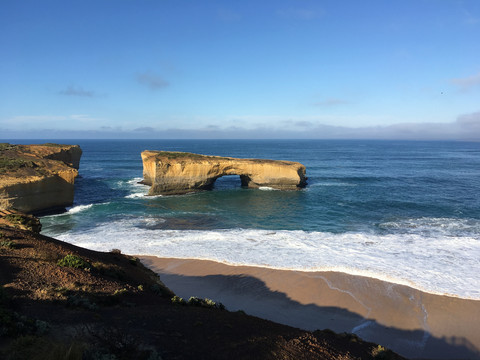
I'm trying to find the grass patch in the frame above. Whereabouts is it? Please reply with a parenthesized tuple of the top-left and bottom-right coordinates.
(3, 214, 40, 232)
(0, 143, 16, 151)
(171, 296, 225, 310)
(40, 143, 67, 147)
(113, 288, 128, 297)
(0, 157, 32, 173)
(156, 151, 220, 160)
(0, 240, 17, 249)
(372, 344, 396, 359)
(57, 255, 91, 270)
(171, 295, 186, 305)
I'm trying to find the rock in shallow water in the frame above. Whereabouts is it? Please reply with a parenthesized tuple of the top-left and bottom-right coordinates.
(141, 150, 307, 195)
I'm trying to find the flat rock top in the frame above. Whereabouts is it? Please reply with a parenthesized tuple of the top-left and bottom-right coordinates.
(142, 150, 304, 167)
(0, 143, 80, 185)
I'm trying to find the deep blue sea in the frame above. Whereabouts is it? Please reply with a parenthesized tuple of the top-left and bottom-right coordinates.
(12, 139, 480, 299)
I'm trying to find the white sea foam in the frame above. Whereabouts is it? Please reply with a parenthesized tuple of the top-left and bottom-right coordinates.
(127, 177, 144, 185)
(66, 202, 111, 214)
(125, 193, 146, 199)
(49, 218, 480, 300)
(258, 186, 277, 191)
(66, 204, 94, 214)
(310, 182, 357, 187)
(123, 177, 149, 198)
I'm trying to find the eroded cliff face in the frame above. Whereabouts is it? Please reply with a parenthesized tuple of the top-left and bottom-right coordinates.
(141, 151, 307, 195)
(0, 143, 82, 213)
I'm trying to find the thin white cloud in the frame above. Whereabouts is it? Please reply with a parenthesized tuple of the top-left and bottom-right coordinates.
(137, 71, 169, 90)
(456, 111, 480, 131)
(133, 126, 156, 132)
(1, 114, 103, 127)
(293, 120, 313, 127)
(276, 8, 323, 20)
(2, 112, 479, 141)
(313, 98, 350, 107)
(450, 72, 480, 92)
(217, 8, 242, 22)
(462, 5, 480, 25)
(59, 85, 96, 97)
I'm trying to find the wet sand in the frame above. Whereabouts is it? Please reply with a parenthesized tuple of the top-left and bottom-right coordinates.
(140, 256, 480, 359)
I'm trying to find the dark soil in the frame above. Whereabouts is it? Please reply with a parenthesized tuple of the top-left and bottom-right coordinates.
(0, 224, 405, 360)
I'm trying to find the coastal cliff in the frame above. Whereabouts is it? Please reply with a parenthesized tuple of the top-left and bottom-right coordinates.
(0, 143, 82, 214)
(141, 151, 307, 195)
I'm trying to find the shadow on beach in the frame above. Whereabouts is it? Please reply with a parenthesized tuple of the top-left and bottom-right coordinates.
(155, 271, 480, 360)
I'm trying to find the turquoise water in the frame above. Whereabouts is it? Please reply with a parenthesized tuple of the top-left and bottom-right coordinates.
(24, 139, 480, 299)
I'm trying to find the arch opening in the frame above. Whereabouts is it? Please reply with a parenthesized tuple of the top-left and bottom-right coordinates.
(212, 174, 246, 190)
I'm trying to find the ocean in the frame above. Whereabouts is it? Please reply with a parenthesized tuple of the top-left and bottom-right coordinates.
(19, 139, 480, 299)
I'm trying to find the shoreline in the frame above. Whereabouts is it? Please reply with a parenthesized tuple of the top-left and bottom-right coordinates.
(147, 255, 479, 301)
(140, 255, 480, 360)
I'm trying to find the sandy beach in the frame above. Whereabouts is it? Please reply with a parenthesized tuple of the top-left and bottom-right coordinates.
(140, 256, 480, 360)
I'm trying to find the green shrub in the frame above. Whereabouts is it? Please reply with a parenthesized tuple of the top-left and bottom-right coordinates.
(0, 143, 16, 151)
(171, 296, 186, 305)
(4, 214, 39, 229)
(0, 157, 34, 173)
(57, 255, 91, 270)
(372, 344, 395, 359)
(113, 288, 128, 297)
(187, 296, 203, 306)
(0, 240, 17, 249)
(177, 296, 225, 309)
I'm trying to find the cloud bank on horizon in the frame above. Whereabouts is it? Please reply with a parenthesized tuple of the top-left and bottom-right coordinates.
(0, 0, 479, 140)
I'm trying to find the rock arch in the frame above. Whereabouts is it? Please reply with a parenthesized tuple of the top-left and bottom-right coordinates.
(141, 151, 307, 195)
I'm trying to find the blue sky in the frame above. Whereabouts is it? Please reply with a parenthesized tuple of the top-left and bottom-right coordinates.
(1, 0, 479, 139)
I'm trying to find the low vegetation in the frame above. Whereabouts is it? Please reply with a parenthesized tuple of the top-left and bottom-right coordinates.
(0, 157, 33, 173)
(57, 254, 92, 270)
(372, 344, 397, 359)
(156, 151, 221, 160)
(2, 214, 41, 233)
(0, 240, 17, 249)
(171, 295, 225, 310)
(0, 143, 17, 151)
(40, 143, 68, 147)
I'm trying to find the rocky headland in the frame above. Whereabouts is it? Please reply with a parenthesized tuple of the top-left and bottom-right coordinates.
(141, 151, 307, 195)
(0, 143, 82, 214)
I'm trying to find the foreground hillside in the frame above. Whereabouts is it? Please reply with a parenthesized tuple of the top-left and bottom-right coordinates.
(0, 219, 403, 360)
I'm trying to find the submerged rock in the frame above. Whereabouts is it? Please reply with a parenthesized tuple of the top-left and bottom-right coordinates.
(0, 143, 82, 214)
(141, 150, 307, 195)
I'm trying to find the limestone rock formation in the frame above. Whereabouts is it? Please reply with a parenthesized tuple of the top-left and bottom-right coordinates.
(0, 143, 82, 214)
(141, 151, 307, 195)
